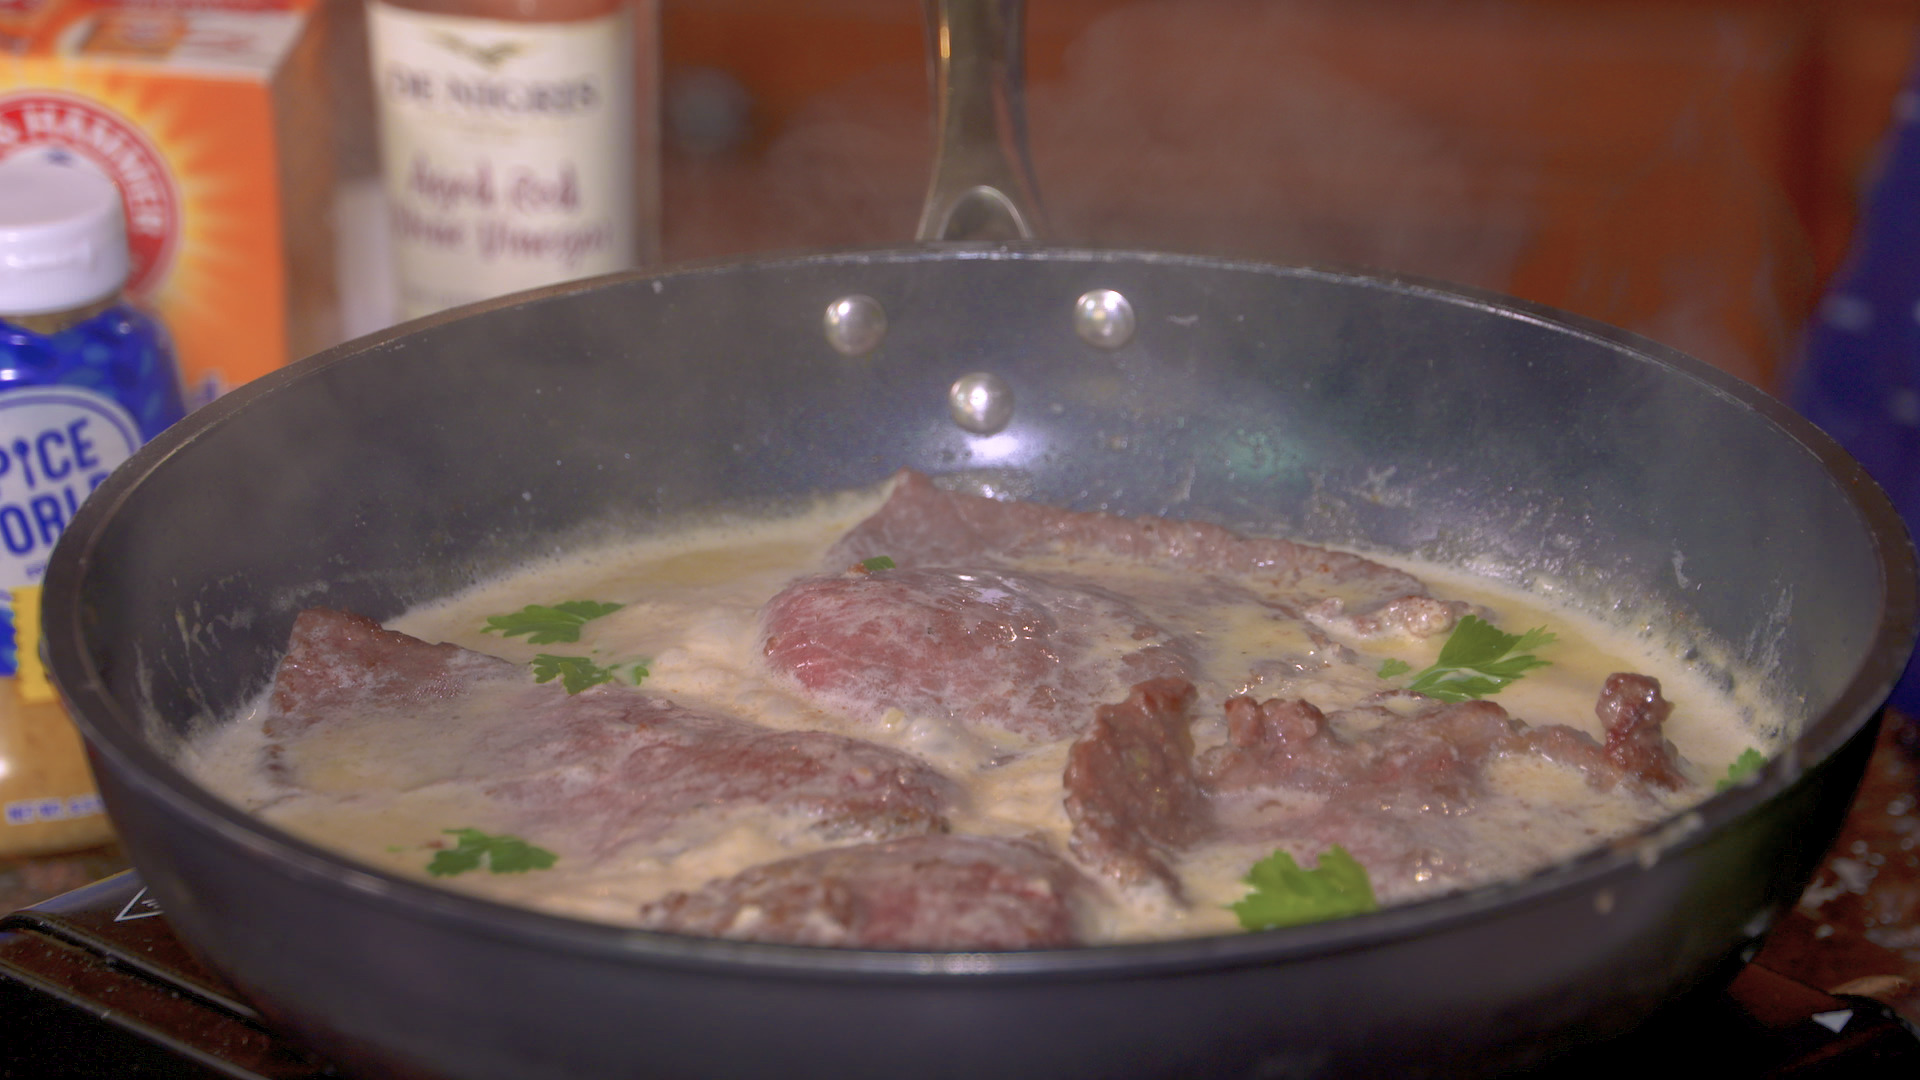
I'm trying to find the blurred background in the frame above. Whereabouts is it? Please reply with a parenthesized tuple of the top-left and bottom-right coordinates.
(8, 0, 1911, 395)
(518, 0, 1916, 395)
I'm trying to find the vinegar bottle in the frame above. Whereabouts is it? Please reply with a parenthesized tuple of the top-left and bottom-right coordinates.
(366, 0, 657, 320)
(0, 158, 186, 857)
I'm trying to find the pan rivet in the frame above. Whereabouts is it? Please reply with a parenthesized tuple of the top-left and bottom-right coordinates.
(823, 294, 888, 356)
(1074, 289, 1136, 349)
(949, 373, 1014, 435)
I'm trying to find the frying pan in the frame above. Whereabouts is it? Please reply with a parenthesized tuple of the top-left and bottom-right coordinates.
(38, 1, 1917, 1076)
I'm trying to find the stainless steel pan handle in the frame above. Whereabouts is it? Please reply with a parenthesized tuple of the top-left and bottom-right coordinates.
(917, 0, 1046, 242)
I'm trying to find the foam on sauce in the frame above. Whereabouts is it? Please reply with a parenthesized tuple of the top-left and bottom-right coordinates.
(184, 484, 1784, 942)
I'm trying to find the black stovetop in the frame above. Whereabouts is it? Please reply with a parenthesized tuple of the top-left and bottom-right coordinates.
(3, 872, 1918, 1079)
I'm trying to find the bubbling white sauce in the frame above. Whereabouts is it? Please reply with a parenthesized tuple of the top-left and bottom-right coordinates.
(184, 484, 1785, 942)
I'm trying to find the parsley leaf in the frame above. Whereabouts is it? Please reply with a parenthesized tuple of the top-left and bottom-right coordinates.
(1394, 615, 1555, 703)
(526, 653, 652, 691)
(1717, 747, 1767, 791)
(427, 828, 558, 877)
(529, 654, 650, 694)
(1376, 657, 1411, 679)
(531, 654, 618, 694)
(481, 601, 624, 644)
(1231, 846, 1378, 930)
(860, 555, 897, 572)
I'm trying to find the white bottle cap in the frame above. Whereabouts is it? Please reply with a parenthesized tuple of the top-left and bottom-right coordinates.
(0, 159, 131, 317)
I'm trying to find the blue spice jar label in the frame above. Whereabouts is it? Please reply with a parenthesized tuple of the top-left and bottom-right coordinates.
(0, 301, 185, 677)
(0, 387, 142, 581)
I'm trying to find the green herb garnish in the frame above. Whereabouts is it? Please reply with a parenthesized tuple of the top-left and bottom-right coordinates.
(532, 654, 618, 694)
(529, 654, 650, 694)
(1376, 657, 1412, 679)
(1717, 747, 1767, 791)
(1232, 846, 1378, 930)
(427, 828, 558, 877)
(1387, 615, 1555, 703)
(482, 601, 624, 644)
(860, 555, 897, 572)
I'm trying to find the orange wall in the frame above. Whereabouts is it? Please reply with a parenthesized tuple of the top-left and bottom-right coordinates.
(657, 0, 1918, 392)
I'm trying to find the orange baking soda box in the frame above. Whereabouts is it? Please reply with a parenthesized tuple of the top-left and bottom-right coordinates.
(1, 0, 337, 407)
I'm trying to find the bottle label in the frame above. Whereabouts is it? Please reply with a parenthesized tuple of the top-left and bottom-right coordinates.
(0, 386, 140, 679)
(368, 1, 637, 320)
(0, 387, 140, 591)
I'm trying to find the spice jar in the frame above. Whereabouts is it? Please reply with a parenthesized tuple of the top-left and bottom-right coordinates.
(0, 157, 186, 856)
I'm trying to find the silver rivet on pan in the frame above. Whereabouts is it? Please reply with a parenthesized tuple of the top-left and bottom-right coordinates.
(949, 373, 1014, 435)
(1073, 289, 1136, 349)
(823, 294, 887, 356)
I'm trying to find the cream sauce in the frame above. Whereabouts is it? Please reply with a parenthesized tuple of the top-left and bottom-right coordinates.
(184, 484, 1783, 942)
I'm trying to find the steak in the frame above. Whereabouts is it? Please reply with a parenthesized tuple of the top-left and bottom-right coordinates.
(829, 469, 1466, 641)
(635, 834, 1089, 949)
(1063, 677, 1209, 898)
(1196, 675, 1690, 885)
(761, 564, 1191, 742)
(264, 609, 961, 856)
(759, 470, 1465, 742)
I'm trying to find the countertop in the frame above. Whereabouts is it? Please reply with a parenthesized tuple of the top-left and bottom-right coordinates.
(1754, 708, 1920, 1021)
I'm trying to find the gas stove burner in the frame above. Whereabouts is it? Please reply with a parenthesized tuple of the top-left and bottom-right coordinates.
(2, 872, 1918, 1079)
(0, 873, 334, 1079)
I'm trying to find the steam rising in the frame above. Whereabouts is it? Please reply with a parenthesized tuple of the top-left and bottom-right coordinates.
(664, 0, 1813, 389)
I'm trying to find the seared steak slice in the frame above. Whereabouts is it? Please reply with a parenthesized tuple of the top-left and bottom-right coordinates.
(829, 469, 1465, 641)
(1201, 694, 1516, 812)
(1063, 678, 1209, 898)
(1595, 673, 1688, 790)
(1517, 673, 1688, 791)
(635, 834, 1088, 949)
(1197, 675, 1691, 892)
(761, 565, 1191, 742)
(265, 609, 960, 855)
(1203, 675, 1689, 810)
(266, 609, 503, 725)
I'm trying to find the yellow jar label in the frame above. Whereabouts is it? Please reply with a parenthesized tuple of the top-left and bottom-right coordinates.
(12, 584, 53, 704)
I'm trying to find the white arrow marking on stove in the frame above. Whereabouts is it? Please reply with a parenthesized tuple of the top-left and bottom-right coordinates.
(1811, 1009, 1853, 1034)
(114, 887, 164, 922)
